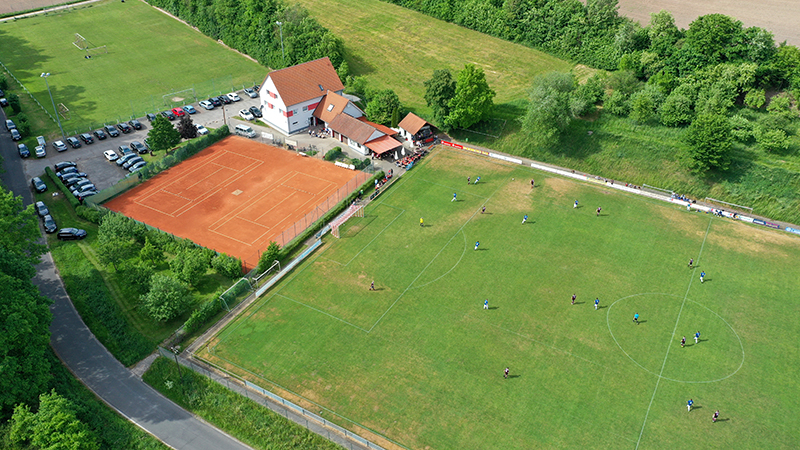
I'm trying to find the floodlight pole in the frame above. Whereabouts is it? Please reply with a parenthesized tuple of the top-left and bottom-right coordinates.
(41, 73, 65, 141)
(276, 21, 285, 64)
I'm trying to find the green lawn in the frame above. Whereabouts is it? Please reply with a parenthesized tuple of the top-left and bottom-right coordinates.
(294, 0, 572, 116)
(0, 0, 264, 138)
(200, 147, 800, 449)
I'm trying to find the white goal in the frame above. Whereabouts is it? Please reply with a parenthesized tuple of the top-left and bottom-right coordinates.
(330, 204, 365, 238)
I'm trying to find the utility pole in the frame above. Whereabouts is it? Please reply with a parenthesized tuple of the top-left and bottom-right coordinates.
(41, 73, 65, 140)
(276, 21, 285, 64)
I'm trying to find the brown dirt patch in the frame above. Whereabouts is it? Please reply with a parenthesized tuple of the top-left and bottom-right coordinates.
(708, 220, 800, 259)
(428, 147, 517, 174)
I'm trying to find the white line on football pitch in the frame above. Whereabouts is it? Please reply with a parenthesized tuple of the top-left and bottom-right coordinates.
(635, 216, 713, 449)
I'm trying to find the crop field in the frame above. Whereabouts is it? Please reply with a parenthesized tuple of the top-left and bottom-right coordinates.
(293, 0, 573, 116)
(199, 147, 800, 449)
(0, 0, 264, 134)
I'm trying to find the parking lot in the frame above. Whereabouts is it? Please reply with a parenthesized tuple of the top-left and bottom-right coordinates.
(22, 91, 263, 190)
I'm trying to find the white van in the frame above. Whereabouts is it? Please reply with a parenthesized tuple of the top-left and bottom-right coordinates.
(234, 124, 256, 138)
(36, 136, 46, 147)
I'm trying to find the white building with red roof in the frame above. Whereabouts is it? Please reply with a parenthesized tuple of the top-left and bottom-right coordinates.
(312, 90, 403, 157)
(258, 57, 344, 135)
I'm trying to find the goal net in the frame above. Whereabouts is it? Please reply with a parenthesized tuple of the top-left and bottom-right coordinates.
(57, 103, 70, 121)
(330, 204, 364, 238)
(86, 45, 107, 56)
(218, 278, 253, 311)
(73, 33, 88, 50)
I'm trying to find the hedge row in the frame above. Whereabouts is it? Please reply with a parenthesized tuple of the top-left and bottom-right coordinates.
(45, 167, 80, 208)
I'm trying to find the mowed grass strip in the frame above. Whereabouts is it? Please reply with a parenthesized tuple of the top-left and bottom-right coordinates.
(201, 148, 800, 449)
(293, 0, 572, 114)
(0, 0, 264, 134)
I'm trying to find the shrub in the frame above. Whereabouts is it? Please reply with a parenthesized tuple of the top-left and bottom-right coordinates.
(182, 299, 222, 334)
(324, 147, 343, 161)
(75, 205, 105, 224)
(0, 74, 7, 91)
(8, 93, 21, 114)
(256, 241, 281, 274)
(141, 274, 191, 321)
(212, 253, 242, 279)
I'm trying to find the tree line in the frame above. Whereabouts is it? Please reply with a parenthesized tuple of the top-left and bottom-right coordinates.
(145, 0, 346, 72)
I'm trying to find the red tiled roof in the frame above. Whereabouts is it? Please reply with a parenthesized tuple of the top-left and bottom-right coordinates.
(357, 117, 396, 136)
(313, 91, 351, 123)
(329, 114, 375, 144)
(398, 112, 428, 134)
(267, 57, 344, 107)
(365, 135, 403, 155)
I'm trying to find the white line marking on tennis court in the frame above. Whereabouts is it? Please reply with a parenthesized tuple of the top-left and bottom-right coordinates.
(635, 216, 713, 449)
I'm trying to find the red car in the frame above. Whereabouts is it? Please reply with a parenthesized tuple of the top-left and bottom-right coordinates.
(171, 107, 186, 117)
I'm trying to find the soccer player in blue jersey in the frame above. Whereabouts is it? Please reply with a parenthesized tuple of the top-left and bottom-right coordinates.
(452, 192, 457, 202)
(522, 214, 528, 224)
(594, 298, 599, 310)
(474, 241, 480, 250)
(633, 313, 639, 324)
(688, 399, 693, 412)
(475, 176, 480, 185)
(695, 331, 700, 344)
(574, 200, 578, 209)
(484, 299, 489, 310)
(700, 271, 705, 283)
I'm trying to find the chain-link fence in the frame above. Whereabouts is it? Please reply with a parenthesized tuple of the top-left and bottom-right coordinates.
(242, 171, 372, 270)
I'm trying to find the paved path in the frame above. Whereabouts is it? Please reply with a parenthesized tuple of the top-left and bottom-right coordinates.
(38, 251, 254, 450)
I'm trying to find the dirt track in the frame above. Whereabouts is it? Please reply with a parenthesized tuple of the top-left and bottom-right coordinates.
(619, 0, 798, 46)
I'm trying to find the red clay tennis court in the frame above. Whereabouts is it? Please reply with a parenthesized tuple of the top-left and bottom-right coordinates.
(105, 136, 367, 269)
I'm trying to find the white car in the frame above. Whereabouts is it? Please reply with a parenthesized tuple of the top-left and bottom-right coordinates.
(53, 140, 67, 152)
(103, 150, 119, 161)
(195, 124, 209, 135)
(244, 87, 258, 98)
(199, 100, 214, 110)
(239, 109, 254, 121)
(226, 92, 241, 102)
(35, 145, 46, 158)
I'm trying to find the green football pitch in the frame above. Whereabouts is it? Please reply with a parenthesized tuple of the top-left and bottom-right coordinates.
(200, 148, 800, 449)
(0, 0, 264, 134)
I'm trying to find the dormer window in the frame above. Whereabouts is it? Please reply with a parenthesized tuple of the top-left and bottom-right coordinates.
(327, 104, 334, 111)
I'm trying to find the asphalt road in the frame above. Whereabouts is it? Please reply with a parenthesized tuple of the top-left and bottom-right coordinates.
(1, 107, 33, 205)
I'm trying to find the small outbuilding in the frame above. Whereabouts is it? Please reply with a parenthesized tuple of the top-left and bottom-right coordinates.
(398, 113, 436, 144)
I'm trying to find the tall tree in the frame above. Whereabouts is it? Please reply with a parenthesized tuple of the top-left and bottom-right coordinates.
(141, 274, 191, 322)
(522, 72, 575, 148)
(684, 14, 744, 64)
(146, 116, 181, 153)
(445, 64, 496, 130)
(685, 114, 733, 173)
(177, 114, 197, 140)
(423, 69, 456, 127)
(9, 390, 99, 450)
(0, 189, 46, 265)
(365, 89, 401, 125)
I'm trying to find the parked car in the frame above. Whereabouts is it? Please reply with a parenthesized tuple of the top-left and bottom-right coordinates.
(5, 119, 15, 130)
(116, 122, 133, 133)
(244, 87, 257, 98)
(227, 92, 242, 102)
(93, 129, 107, 140)
(129, 141, 148, 154)
(10, 129, 21, 141)
(35, 200, 49, 216)
(249, 106, 263, 118)
(146, 113, 157, 122)
(161, 110, 176, 120)
(57, 228, 87, 240)
(129, 160, 147, 172)
(171, 107, 186, 117)
(74, 189, 97, 199)
(195, 124, 209, 135)
(128, 119, 143, 130)
(18, 143, 30, 158)
(32, 178, 47, 194)
(79, 133, 94, 144)
(208, 97, 222, 107)
(53, 140, 68, 152)
(54, 161, 77, 171)
(199, 100, 214, 110)
(104, 124, 120, 137)
(0, 98, 8, 107)
(239, 109, 254, 121)
(182, 105, 197, 114)
(103, 150, 119, 161)
(66, 137, 81, 148)
(43, 215, 57, 233)
(118, 144, 134, 155)
(218, 95, 232, 105)
(37, 136, 46, 147)
(35, 145, 46, 158)
(117, 153, 139, 167)
(70, 180, 96, 193)
(123, 156, 144, 170)
(64, 176, 88, 187)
